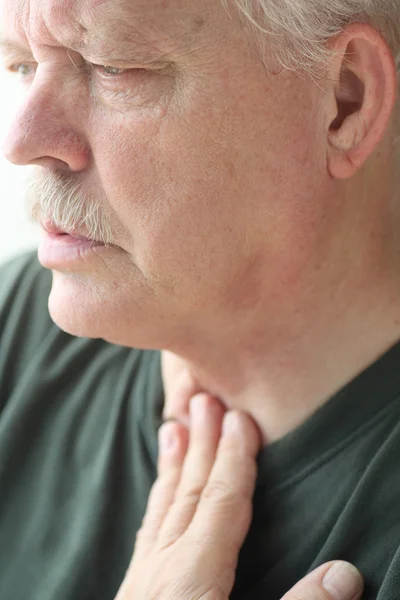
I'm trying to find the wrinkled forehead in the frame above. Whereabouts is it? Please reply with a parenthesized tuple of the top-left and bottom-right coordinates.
(0, 0, 210, 48)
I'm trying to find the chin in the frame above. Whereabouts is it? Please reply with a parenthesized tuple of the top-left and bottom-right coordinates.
(47, 270, 172, 349)
(48, 281, 105, 340)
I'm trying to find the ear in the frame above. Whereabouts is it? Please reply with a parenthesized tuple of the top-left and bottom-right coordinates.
(326, 23, 398, 180)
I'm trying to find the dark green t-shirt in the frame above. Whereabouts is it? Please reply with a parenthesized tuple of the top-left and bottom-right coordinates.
(1, 252, 400, 600)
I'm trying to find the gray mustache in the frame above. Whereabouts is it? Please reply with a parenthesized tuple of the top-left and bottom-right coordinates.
(27, 173, 115, 245)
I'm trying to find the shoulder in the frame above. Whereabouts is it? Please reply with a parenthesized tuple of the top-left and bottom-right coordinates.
(0, 250, 53, 343)
(0, 252, 164, 432)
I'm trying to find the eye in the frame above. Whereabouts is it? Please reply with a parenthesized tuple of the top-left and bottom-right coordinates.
(92, 64, 129, 77)
(100, 66, 126, 76)
(7, 62, 36, 77)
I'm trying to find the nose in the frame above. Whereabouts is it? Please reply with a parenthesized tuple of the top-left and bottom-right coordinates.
(2, 74, 90, 173)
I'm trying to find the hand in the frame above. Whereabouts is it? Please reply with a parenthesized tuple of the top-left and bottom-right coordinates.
(116, 393, 364, 600)
(117, 393, 260, 600)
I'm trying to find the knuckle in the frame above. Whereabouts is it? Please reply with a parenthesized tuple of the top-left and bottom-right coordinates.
(202, 479, 238, 505)
(157, 469, 181, 489)
(146, 479, 172, 504)
(180, 485, 204, 503)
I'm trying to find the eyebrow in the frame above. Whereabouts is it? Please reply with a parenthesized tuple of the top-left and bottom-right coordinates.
(73, 41, 170, 66)
(0, 32, 172, 69)
(0, 36, 32, 57)
(70, 20, 173, 65)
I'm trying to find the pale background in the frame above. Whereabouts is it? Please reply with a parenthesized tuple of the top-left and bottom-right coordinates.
(0, 68, 40, 265)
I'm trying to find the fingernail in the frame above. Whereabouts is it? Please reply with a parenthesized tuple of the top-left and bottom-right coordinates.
(323, 562, 363, 600)
(158, 423, 177, 454)
(190, 394, 209, 424)
(190, 394, 203, 416)
(222, 412, 242, 436)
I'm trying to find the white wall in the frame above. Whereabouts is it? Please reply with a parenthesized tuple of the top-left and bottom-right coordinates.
(0, 69, 40, 265)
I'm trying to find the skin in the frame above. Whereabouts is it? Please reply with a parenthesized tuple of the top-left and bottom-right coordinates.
(0, 1, 394, 596)
(1, 0, 400, 446)
(117, 396, 364, 600)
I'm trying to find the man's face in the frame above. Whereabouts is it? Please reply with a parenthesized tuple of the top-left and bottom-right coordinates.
(1, 0, 327, 347)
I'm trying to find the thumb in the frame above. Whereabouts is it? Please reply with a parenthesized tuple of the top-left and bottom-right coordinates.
(282, 561, 364, 600)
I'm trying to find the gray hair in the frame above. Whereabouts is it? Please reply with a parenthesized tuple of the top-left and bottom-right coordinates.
(27, 172, 115, 245)
(223, 0, 400, 75)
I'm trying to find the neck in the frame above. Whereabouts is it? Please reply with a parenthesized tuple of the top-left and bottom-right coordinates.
(166, 189, 400, 444)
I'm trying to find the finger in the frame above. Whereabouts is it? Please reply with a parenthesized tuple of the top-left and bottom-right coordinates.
(281, 561, 364, 600)
(188, 410, 262, 565)
(133, 421, 189, 558)
(157, 394, 226, 548)
(162, 351, 201, 424)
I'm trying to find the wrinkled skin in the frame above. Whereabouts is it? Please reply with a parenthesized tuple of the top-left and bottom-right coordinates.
(1, 0, 400, 453)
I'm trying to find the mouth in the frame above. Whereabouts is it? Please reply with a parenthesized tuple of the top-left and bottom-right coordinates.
(41, 219, 103, 243)
(38, 219, 114, 270)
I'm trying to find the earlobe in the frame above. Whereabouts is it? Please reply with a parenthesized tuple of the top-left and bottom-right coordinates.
(326, 24, 398, 180)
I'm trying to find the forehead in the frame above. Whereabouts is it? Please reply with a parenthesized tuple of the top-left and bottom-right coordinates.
(1, 0, 208, 49)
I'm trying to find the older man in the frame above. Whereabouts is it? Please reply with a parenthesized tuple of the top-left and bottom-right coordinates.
(0, 0, 399, 598)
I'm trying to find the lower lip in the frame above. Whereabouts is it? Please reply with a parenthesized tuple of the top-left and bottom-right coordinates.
(38, 232, 109, 269)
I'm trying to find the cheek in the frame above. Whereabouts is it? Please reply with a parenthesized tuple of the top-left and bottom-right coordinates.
(91, 125, 163, 242)
(91, 118, 234, 274)
(87, 78, 321, 292)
